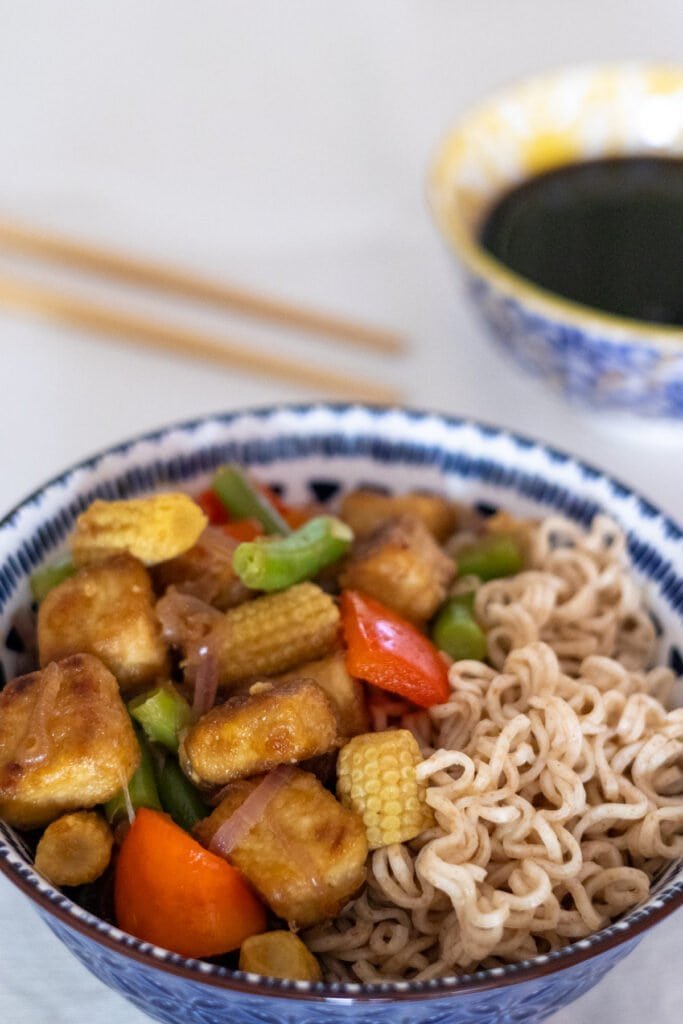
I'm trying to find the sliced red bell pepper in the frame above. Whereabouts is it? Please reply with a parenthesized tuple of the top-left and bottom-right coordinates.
(221, 518, 264, 542)
(256, 483, 317, 530)
(340, 590, 450, 708)
(195, 489, 229, 525)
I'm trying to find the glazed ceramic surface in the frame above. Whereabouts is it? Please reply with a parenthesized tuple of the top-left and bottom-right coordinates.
(429, 63, 683, 417)
(1, 405, 682, 1024)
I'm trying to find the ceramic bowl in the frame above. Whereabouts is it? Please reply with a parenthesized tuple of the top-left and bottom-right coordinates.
(1, 404, 682, 1024)
(428, 63, 683, 418)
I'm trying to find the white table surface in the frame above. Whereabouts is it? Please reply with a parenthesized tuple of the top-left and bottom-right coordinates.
(1, 3, 682, 1021)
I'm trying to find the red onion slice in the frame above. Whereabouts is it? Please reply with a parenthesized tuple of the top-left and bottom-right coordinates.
(156, 588, 221, 648)
(209, 764, 296, 858)
(14, 662, 61, 767)
(193, 652, 219, 718)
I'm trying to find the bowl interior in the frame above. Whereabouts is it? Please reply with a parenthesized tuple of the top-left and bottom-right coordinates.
(0, 404, 682, 998)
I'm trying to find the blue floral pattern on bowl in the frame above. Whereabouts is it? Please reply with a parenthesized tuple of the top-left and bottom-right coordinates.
(0, 404, 681, 1024)
(468, 275, 683, 417)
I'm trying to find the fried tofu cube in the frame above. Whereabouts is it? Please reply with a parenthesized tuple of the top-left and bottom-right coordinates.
(340, 489, 458, 542)
(195, 768, 367, 928)
(38, 553, 168, 693)
(152, 526, 251, 611)
(339, 514, 455, 623)
(0, 655, 140, 829)
(276, 653, 368, 737)
(180, 678, 339, 787)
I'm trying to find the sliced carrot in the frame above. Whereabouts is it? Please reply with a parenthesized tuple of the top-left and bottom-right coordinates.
(114, 808, 265, 958)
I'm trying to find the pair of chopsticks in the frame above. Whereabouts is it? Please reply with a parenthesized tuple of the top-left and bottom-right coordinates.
(0, 221, 405, 402)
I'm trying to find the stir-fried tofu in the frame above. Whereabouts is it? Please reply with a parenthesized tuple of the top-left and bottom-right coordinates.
(195, 768, 367, 928)
(276, 652, 368, 737)
(339, 514, 455, 623)
(0, 655, 139, 829)
(38, 553, 168, 693)
(180, 678, 340, 787)
(340, 489, 458, 542)
(152, 526, 251, 611)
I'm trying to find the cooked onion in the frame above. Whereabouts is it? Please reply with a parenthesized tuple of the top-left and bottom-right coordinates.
(156, 588, 221, 649)
(15, 661, 61, 767)
(193, 653, 219, 718)
(209, 765, 296, 858)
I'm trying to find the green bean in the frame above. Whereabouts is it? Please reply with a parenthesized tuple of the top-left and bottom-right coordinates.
(232, 515, 353, 591)
(431, 595, 487, 662)
(29, 558, 75, 603)
(211, 464, 290, 535)
(155, 755, 209, 832)
(104, 729, 161, 825)
(128, 684, 193, 753)
(455, 533, 524, 582)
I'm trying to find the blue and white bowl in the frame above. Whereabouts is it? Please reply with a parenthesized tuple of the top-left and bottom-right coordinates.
(0, 404, 682, 1024)
(428, 63, 683, 418)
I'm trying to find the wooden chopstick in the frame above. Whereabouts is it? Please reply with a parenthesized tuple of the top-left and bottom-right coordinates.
(0, 275, 401, 403)
(0, 220, 405, 354)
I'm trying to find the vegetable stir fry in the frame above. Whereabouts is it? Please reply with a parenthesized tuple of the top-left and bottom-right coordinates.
(0, 465, 525, 977)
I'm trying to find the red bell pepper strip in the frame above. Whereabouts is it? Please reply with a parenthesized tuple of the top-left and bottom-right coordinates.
(221, 519, 264, 543)
(340, 590, 450, 708)
(195, 489, 229, 525)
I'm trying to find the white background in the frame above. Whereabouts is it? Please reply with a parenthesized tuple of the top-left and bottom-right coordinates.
(0, 2, 682, 1021)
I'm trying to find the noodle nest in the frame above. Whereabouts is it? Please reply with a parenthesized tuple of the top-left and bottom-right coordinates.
(304, 516, 683, 982)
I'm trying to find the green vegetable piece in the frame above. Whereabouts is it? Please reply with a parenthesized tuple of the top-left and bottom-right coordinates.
(432, 596, 487, 662)
(104, 729, 161, 825)
(232, 515, 353, 591)
(129, 684, 193, 753)
(212, 464, 291, 536)
(455, 533, 524, 582)
(29, 558, 75, 603)
(155, 755, 209, 832)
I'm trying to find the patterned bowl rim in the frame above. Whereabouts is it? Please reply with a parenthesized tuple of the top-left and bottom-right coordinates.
(0, 401, 682, 1004)
(427, 60, 683, 351)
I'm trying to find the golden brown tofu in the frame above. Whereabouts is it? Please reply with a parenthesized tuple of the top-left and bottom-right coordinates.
(276, 653, 368, 737)
(339, 514, 455, 623)
(0, 655, 140, 828)
(195, 768, 367, 928)
(38, 553, 168, 693)
(340, 489, 458, 542)
(180, 678, 339, 787)
(152, 527, 251, 611)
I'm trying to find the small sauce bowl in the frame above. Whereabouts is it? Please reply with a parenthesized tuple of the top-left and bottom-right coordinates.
(428, 62, 683, 418)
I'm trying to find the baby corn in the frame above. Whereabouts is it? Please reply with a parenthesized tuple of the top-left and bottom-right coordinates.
(71, 494, 207, 566)
(208, 582, 340, 687)
(336, 729, 433, 849)
(35, 811, 113, 886)
(239, 931, 321, 982)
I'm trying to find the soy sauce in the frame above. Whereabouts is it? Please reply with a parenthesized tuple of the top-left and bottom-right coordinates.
(480, 157, 683, 325)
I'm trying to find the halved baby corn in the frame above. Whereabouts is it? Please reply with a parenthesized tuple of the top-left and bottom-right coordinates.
(337, 729, 433, 849)
(71, 494, 207, 567)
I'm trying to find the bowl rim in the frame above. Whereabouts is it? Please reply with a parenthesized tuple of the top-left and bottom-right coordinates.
(427, 59, 683, 351)
(1, 401, 682, 1003)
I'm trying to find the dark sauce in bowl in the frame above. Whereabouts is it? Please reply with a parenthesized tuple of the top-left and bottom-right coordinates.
(480, 157, 683, 326)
